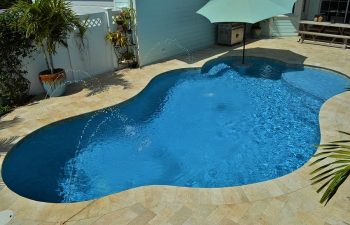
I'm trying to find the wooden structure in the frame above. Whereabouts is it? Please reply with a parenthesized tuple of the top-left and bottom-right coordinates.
(298, 20, 350, 49)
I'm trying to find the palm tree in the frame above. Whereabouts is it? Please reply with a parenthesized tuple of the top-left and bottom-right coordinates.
(11, 0, 86, 97)
(12, 0, 86, 74)
(310, 131, 350, 205)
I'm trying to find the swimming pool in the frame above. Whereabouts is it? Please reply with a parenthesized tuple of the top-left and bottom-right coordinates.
(2, 57, 350, 203)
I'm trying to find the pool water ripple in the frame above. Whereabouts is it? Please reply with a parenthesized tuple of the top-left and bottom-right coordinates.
(2, 57, 350, 203)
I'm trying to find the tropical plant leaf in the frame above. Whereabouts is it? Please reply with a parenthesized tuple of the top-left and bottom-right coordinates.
(311, 173, 335, 185)
(316, 177, 333, 193)
(331, 140, 350, 143)
(0, 136, 19, 152)
(328, 154, 350, 159)
(310, 163, 331, 174)
(310, 131, 350, 205)
(309, 156, 327, 166)
(339, 131, 350, 135)
(311, 160, 350, 175)
(313, 151, 336, 157)
(311, 165, 347, 182)
(0, 136, 19, 145)
(321, 166, 350, 205)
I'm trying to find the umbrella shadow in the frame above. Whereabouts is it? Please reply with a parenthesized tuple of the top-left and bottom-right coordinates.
(221, 47, 308, 65)
(175, 39, 260, 64)
(200, 48, 307, 80)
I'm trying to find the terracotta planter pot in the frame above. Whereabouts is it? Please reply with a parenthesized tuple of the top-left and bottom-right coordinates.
(39, 68, 66, 97)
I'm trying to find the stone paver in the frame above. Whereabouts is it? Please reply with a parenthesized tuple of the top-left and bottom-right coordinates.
(0, 37, 350, 224)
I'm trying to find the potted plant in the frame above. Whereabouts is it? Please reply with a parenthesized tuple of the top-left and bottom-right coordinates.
(13, 0, 86, 97)
(106, 7, 138, 69)
(251, 22, 262, 38)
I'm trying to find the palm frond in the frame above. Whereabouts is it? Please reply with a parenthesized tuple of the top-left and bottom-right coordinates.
(0, 136, 19, 152)
(11, 0, 86, 72)
(310, 131, 350, 205)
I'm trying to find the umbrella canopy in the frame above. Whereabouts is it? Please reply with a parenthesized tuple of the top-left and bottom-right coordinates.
(197, 0, 296, 24)
(197, 0, 296, 64)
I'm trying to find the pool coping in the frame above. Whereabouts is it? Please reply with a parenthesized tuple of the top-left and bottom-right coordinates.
(0, 42, 350, 223)
(2, 55, 349, 158)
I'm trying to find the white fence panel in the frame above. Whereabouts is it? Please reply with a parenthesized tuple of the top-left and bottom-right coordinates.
(24, 10, 118, 95)
(80, 12, 114, 75)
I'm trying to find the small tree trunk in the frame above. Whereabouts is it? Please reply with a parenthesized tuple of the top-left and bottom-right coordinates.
(48, 53, 54, 74)
(41, 44, 50, 72)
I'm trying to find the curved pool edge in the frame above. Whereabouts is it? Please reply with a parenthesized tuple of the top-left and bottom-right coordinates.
(1, 56, 350, 222)
(0, 67, 201, 166)
(2, 56, 349, 163)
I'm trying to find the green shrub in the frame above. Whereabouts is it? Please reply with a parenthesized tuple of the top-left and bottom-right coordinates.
(0, 0, 31, 9)
(0, 104, 11, 116)
(0, 9, 35, 106)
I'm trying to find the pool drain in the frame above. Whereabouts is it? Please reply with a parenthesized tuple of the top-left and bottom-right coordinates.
(0, 210, 14, 225)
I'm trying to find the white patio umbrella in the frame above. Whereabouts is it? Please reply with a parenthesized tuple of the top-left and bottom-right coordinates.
(197, 0, 296, 64)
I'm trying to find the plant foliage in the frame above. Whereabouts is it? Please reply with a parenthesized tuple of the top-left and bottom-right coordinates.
(106, 8, 137, 67)
(310, 131, 350, 205)
(0, 0, 31, 9)
(12, 0, 86, 74)
(0, 10, 35, 107)
(0, 105, 11, 116)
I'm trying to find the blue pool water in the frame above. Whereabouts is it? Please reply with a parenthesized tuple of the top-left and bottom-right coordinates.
(2, 57, 350, 203)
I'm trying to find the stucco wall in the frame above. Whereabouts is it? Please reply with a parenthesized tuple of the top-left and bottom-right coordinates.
(134, 0, 215, 66)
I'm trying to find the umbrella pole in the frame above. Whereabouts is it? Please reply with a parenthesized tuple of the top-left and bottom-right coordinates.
(242, 23, 246, 64)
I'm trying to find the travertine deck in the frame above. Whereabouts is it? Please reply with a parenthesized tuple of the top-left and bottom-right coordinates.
(0, 37, 350, 225)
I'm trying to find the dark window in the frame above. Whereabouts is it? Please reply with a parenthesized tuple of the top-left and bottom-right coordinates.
(320, 0, 350, 23)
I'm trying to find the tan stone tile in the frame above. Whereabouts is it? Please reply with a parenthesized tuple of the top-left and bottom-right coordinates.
(218, 218, 239, 225)
(65, 217, 100, 225)
(205, 205, 232, 225)
(174, 188, 199, 204)
(222, 203, 251, 223)
(167, 206, 192, 225)
(148, 206, 174, 225)
(220, 188, 249, 205)
(127, 210, 156, 225)
(188, 204, 216, 221)
(92, 208, 138, 225)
